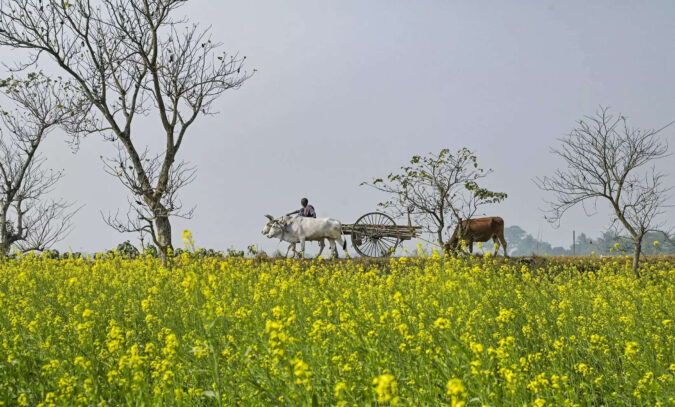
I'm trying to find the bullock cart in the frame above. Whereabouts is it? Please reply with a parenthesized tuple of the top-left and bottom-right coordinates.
(342, 212, 421, 257)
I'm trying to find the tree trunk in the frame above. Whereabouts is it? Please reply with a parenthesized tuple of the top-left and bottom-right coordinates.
(155, 215, 173, 264)
(437, 228, 444, 246)
(0, 211, 11, 257)
(632, 237, 642, 277)
(0, 238, 10, 258)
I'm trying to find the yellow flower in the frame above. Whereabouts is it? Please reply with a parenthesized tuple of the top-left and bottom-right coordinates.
(574, 363, 591, 377)
(624, 341, 639, 359)
(496, 308, 515, 324)
(191, 340, 209, 358)
(373, 373, 398, 404)
(434, 317, 451, 330)
(17, 394, 27, 407)
(292, 358, 310, 378)
(163, 333, 179, 358)
(470, 342, 484, 355)
(446, 378, 467, 407)
(334, 381, 347, 398)
(182, 229, 195, 251)
(446, 378, 466, 396)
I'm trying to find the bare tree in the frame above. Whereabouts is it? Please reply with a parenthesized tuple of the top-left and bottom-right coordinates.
(362, 148, 507, 246)
(0, 0, 250, 262)
(535, 107, 672, 275)
(101, 147, 195, 248)
(0, 73, 79, 256)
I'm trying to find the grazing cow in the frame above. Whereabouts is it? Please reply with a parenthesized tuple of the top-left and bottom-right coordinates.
(262, 214, 347, 258)
(444, 217, 508, 257)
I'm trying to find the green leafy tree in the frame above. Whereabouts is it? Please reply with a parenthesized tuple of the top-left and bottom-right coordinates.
(362, 148, 507, 245)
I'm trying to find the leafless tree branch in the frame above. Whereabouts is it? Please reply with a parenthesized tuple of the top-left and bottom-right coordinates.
(0, 0, 251, 261)
(534, 106, 672, 274)
(0, 72, 80, 255)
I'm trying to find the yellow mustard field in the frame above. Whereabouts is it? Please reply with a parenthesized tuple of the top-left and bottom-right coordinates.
(0, 254, 673, 406)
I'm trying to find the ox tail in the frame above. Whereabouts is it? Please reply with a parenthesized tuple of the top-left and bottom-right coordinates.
(341, 226, 347, 251)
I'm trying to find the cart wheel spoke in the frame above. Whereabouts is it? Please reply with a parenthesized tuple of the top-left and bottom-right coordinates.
(364, 239, 378, 257)
(351, 212, 398, 257)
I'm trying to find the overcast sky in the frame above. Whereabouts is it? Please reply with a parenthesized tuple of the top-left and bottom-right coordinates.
(1, 0, 675, 255)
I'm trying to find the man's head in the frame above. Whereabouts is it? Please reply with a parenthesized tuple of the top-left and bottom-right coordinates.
(301, 198, 308, 207)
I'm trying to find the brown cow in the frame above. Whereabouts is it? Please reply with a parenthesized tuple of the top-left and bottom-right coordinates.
(444, 217, 508, 257)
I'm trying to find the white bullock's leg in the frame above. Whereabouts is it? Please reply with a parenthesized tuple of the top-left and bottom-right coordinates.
(328, 239, 337, 258)
(299, 238, 306, 258)
(285, 243, 295, 258)
(316, 239, 325, 258)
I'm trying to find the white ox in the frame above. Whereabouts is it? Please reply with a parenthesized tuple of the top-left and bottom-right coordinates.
(262, 214, 347, 258)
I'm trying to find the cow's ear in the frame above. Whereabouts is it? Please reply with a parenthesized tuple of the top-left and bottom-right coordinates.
(265, 214, 274, 220)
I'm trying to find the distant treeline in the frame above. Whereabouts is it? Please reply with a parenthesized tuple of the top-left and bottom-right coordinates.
(505, 226, 675, 256)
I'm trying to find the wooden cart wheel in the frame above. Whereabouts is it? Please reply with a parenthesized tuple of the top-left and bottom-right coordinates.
(351, 212, 400, 257)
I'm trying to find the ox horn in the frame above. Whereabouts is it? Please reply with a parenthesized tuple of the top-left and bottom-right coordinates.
(265, 214, 274, 220)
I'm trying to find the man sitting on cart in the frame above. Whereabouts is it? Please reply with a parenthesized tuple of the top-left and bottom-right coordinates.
(286, 197, 316, 218)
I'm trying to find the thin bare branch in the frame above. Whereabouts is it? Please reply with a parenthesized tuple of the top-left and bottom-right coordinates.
(0, 72, 79, 255)
(0, 0, 251, 261)
(534, 106, 672, 274)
